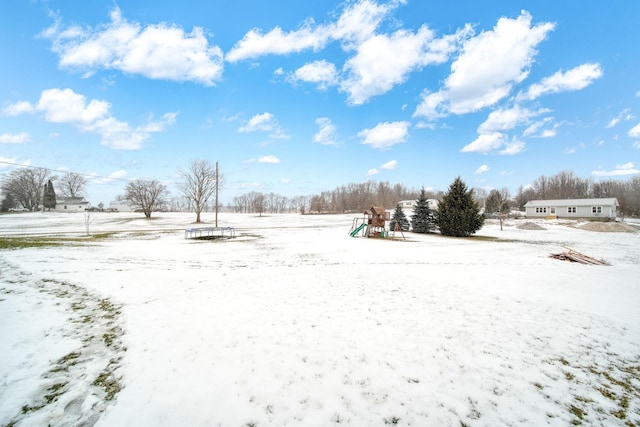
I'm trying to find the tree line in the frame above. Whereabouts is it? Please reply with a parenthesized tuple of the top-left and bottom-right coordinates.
(3, 165, 640, 218)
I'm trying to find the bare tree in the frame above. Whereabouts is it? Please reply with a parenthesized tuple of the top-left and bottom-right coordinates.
(1, 167, 50, 211)
(122, 179, 169, 218)
(177, 160, 223, 223)
(57, 172, 88, 197)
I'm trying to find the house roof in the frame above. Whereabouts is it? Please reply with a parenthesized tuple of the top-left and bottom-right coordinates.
(367, 206, 386, 215)
(56, 197, 89, 204)
(524, 198, 619, 207)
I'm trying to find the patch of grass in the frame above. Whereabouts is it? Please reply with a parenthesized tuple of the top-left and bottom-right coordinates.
(0, 232, 118, 250)
(21, 403, 44, 414)
(569, 404, 585, 422)
(0, 237, 63, 249)
(98, 299, 122, 320)
(44, 382, 68, 404)
(384, 416, 401, 424)
(92, 370, 121, 401)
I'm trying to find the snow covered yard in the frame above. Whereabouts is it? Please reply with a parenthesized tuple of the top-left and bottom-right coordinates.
(1, 212, 639, 426)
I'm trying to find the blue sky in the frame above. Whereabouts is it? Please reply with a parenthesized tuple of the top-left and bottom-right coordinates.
(1, 0, 639, 205)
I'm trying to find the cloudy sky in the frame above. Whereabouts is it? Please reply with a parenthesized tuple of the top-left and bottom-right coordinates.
(1, 0, 639, 205)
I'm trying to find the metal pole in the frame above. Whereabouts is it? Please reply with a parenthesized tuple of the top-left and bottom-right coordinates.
(215, 161, 219, 227)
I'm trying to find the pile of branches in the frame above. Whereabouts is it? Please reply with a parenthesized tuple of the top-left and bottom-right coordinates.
(549, 247, 611, 265)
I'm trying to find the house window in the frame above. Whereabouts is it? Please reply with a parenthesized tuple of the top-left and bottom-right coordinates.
(549, 207, 556, 214)
(592, 206, 602, 214)
(64, 205, 68, 210)
(567, 206, 576, 213)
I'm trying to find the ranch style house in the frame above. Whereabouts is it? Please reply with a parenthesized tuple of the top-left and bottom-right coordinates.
(524, 198, 619, 220)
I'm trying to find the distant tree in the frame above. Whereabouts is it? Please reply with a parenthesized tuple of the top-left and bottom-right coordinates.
(58, 172, 87, 197)
(252, 192, 266, 216)
(122, 179, 169, 218)
(485, 189, 509, 214)
(43, 179, 56, 211)
(411, 188, 436, 233)
(177, 160, 223, 223)
(436, 177, 484, 237)
(389, 204, 410, 231)
(1, 167, 50, 211)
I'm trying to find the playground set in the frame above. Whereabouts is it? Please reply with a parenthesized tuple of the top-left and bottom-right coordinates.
(349, 206, 405, 239)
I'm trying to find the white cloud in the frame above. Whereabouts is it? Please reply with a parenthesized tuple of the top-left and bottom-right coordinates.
(358, 121, 410, 150)
(92, 169, 127, 184)
(522, 63, 603, 101)
(499, 139, 526, 155)
(245, 155, 281, 164)
(226, 0, 392, 62)
(258, 155, 280, 164)
(628, 123, 640, 138)
(592, 162, 639, 177)
(226, 22, 328, 63)
(36, 88, 111, 124)
(461, 132, 505, 154)
(8, 88, 176, 150)
(228, 0, 466, 104)
(42, 7, 223, 85)
(462, 133, 526, 156)
(475, 164, 489, 174)
(477, 105, 548, 134)
(414, 11, 554, 119)
(380, 160, 397, 170)
(239, 112, 289, 139)
(313, 117, 339, 146)
(0, 132, 30, 144)
(606, 108, 633, 129)
(292, 60, 338, 89)
(523, 117, 553, 137)
(341, 25, 468, 105)
(366, 168, 379, 176)
(2, 101, 34, 116)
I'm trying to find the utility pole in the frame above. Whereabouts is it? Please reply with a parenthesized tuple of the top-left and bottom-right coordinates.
(215, 161, 219, 227)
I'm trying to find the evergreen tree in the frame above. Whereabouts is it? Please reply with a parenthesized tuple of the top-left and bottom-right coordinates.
(1, 194, 15, 212)
(411, 188, 435, 233)
(43, 179, 56, 211)
(436, 177, 484, 237)
(389, 204, 410, 231)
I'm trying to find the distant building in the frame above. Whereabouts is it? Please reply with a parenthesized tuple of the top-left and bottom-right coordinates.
(53, 197, 90, 212)
(524, 198, 619, 220)
(108, 201, 137, 212)
(397, 199, 439, 211)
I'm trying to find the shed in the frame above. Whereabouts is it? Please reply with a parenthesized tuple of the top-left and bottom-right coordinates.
(524, 198, 619, 220)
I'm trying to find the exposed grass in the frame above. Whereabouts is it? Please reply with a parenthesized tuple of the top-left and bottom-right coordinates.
(0, 237, 63, 249)
(92, 370, 121, 401)
(0, 232, 118, 250)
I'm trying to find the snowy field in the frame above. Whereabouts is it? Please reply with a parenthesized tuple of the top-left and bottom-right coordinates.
(1, 211, 639, 426)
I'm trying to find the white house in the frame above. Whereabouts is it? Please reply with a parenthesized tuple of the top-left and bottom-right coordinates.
(53, 197, 90, 212)
(397, 199, 439, 211)
(523, 198, 619, 220)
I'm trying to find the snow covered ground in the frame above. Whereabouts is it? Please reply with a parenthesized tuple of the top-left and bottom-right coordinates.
(1, 212, 639, 426)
